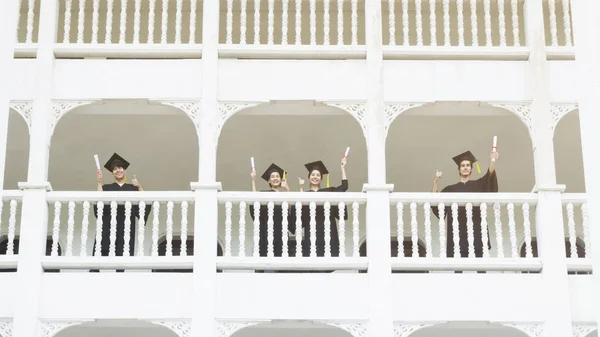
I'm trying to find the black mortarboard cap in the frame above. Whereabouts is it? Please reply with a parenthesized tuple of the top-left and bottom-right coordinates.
(452, 150, 481, 174)
(261, 163, 285, 182)
(104, 153, 130, 171)
(304, 160, 329, 175)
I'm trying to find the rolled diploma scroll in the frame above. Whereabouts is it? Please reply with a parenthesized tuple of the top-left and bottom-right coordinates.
(250, 157, 255, 171)
(94, 154, 101, 170)
(492, 136, 498, 162)
(344, 147, 350, 158)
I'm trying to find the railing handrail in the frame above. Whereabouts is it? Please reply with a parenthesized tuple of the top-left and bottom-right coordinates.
(1, 190, 23, 200)
(389, 192, 539, 204)
(47, 191, 195, 202)
(218, 191, 367, 204)
(561, 193, 588, 203)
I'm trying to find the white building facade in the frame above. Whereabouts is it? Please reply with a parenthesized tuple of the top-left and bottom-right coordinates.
(1, 0, 600, 337)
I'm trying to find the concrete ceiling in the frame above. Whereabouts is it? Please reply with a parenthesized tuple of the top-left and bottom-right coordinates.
(3, 100, 585, 193)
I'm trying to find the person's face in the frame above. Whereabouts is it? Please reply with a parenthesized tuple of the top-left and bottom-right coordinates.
(112, 166, 125, 180)
(269, 172, 281, 187)
(309, 170, 322, 185)
(458, 160, 472, 177)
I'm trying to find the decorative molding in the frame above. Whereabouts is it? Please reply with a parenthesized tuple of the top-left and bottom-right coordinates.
(9, 101, 33, 133)
(503, 323, 544, 337)
(572, 323, 597, 337)
(39, 321, 82, 337)
(0, 321, 12, 337)
(216, 321, 260, 337)
(151, 320, 191, 337)
(328, 323, 367, 337)
(394, 323, 434, 337)
(490, 103, 532, 131)
(50, 101, 96, 138)
(217, 102, 262, 140)
(323, 102, 368, 139)
(159, 101, 202, 135)
(551, 103, 578, 134)
(384, 103, 426, 136)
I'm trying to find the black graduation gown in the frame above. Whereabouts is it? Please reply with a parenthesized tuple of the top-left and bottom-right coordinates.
(301, 180, 349, 257)
(93, 183, 152, 256)
(434, 171, 498, 258)
(248, 190, 297, 257)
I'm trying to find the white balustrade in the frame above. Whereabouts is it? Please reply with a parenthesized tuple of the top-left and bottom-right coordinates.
(543, 0, 573, 47)
(0, 192, 23, 258)
(562, 195, 590, 259)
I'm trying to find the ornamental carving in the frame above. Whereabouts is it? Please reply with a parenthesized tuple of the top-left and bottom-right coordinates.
(572, 323, 597, 337)
(328, 323, 367, 337)
(39, 321, 82, 337)
(0, 321, 12, 337)
(503, 323, 544, 337)
(384, 103, 426, 136)
(551, 103, 578, 135)
(216, 321, 260, 337)
(490, 103, 532, 132)
(217, 102, 262, 140)
(323, 103, 368, 140)
(9, 101, 33, 133)
(394, 323, 434, 337)
(151, 320, 191, 337)
(51, 101, 96, 138)
(159, 101, 202, 135)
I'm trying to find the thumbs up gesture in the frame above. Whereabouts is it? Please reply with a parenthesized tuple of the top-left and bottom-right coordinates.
(132, 174, 143, 191)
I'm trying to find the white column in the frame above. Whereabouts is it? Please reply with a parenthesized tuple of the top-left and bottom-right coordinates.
(571, 0, 600, 330)
(12, 1, 59, 337)
(525, 1, 572, 335)
(0, 0, 20, 190)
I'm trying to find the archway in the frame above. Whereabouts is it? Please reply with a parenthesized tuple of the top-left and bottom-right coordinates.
(54, 320, 179, 337)
(408, 322, 533, 337)
(554, 109, 585, 192)
(3, 108, 29, 189)
(230, 321, 354, 337)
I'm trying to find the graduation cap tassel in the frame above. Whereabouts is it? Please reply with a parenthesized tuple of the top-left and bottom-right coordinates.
(475, 162, 481, 174)
(326, 174, 330, 188)
(282, 171, 286, 180)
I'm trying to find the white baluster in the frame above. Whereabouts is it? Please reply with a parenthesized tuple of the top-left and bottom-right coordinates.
(443, 0, 450, 46)
(180, 201, 188, 256)
(63, 0, 72, 43)
(282, 202, 289, 257)
(480, 203, 490, 258)
(66, 201, 75, 256)
(51, 201, 62, 257)
(324, 202, 331, 257)
(470, 0, 478, 46)
(26, 0, 35, 43)
(15, 0, 22, 42)
(566, 203, 578, 258)
(226, 0, 233, 44)
(124, 201, 132, 257)
(151, 201, 160, 256)
(225, 201, 232, 257)
(109, 201, 117, 257)
(268, 0, 275, 45)
(352, 202, 360, 257)
(388, 0, 396, 45)
(253, 201, 260, 257)
(511, 0, 519, 46)
(77, 0, 85, 43)
(0, 201, 3, 250)
(238, 202, 246, 257)
(423, 202, 432, 257)
(581, 204, 590, 258)
(466, 203, 475, 258)
(338, 202, 346, 257)
(484, 0, 491, 46)
(396, 202, 404, 257)
(148, 0, 156, 43)
(351, 0, 358, 45)
(241, 0, 247, 44)
(338, 0, 344, 45)
(105, 0, 114, 43)
(267, 201, 275, 257)
(161, 0, 169, 43)
(133, 0, 142, 44)
(323, 0, 330, 45)
(507, 203, 517, 258)
(451, 203, 459, 257)
(295, 0, 302, 45)
(497, 0, 506, 46)
(438, 203, 446, 257)
(254, 0, 261, 44)
(410, 202, 418, 257)
(548, 0, 558, 46)
(92, 0, 100, 43)
(95, 201, 104, 256)
(429, 0, 436, 46)
(402, 0, 408, 46)
(415, 0, 423, 46)
(457, 0, 464, 46)
(175, 0, 183, 44)
(310, 0, 316, 45)
(5, 200, 18, 255)
(522, 203, 532, 258)
(189, 0, 198, 43)
(119, 0, 127, 44)
(165, 201, 174, 257)
(282, 0, 289, 45)
(80, 201, 90, 256)
(295, 202, 303, 257)
(494, 202, 504, 258)
(309, 201, 317, 257)
(137, 201, 147, 256)
(562, 0, 572, 46)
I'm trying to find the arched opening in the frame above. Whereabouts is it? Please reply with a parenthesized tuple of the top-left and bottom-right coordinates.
(154, 236, 224, 273)
(585, 330, 599, 337)
(231, 321, 354, 337)
(54, 320, 178, 337)
(554, 109, 585, 192)
(410, 322, 532, 337)
(3, 108, 30, 189)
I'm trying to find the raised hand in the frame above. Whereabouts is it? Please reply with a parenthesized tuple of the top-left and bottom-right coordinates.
(132, 174, 141, 187)
(298, 177, 305, 186)
(434, 170, 443, 182)
(491, 151, 499, 162)
(341, 156, 347, 168)
(96, 169, 103, 183)
(250, 170, 256, 181)
(281, 179, 289, 191)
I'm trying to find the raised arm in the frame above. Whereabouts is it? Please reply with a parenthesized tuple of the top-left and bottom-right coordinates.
(432, 170, 442, 192)
(250, 170, 257, 192)
(96, 170, 103, 192)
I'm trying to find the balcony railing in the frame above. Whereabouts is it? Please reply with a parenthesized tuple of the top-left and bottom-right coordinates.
(0, 191, 23, 270)
(562, 193, 591, 273)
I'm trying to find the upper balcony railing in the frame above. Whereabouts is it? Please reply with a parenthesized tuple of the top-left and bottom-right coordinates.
(12, 0, 575, 59)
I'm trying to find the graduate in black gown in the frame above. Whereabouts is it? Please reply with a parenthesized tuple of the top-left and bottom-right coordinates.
(248, 163, 296, 257)
(299, 158, 349, 258)
(93, 153, 151, 257)
(432, 150, 499, 258)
